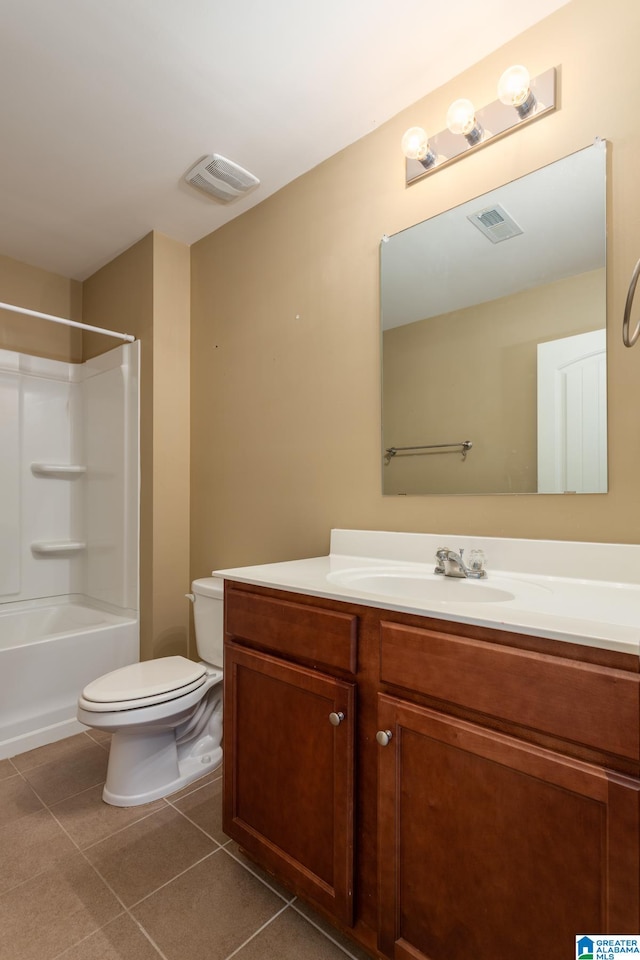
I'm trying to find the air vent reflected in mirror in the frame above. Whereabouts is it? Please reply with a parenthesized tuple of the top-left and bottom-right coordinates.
(467, 203, 523, 243)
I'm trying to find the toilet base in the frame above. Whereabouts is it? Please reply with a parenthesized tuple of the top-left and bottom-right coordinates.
(103, 728, 223, 806)
(78, 665, 224, 807)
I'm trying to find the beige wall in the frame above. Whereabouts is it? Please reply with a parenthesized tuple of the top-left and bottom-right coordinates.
(383, 269, 605, 495)
(0, 253, 82, 361)
(190, 0, 640, 574)
(151, 234, 192, 659)
(83, 232, 191, 661)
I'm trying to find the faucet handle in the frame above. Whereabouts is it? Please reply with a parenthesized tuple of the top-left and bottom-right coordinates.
(434, 547, 448, 574)
(467, 549, 487, 577)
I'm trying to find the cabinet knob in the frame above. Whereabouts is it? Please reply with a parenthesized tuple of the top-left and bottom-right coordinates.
(376, 729, 393, 746)
(329, 711, 345, 726)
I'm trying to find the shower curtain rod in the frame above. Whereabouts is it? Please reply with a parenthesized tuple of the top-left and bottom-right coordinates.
(0, 301, 136, 343)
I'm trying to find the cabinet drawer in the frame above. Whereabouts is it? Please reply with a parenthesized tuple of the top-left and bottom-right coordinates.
(225, 586, 357, 674)
(380, 621, 640, 761)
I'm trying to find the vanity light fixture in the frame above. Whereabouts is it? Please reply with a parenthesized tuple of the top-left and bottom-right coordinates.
(497, 64, 536, 118)
(401, 126, 437, 169)
(402, 66, 556, 185)
(446, 99, 483, 145)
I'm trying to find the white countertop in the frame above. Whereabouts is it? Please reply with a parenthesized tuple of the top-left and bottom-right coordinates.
(213, 530, 640, 657)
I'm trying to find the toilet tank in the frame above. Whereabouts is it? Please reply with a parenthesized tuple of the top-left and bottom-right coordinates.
(191, 577, 224, 667)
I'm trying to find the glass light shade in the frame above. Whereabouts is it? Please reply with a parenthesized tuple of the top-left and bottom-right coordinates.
(498, 65, 531, 107)
(401, 126, 430, 161)
(446, 99, 477, 136)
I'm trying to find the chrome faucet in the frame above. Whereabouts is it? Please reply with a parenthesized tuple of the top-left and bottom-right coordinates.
(435, 547, 487, 579)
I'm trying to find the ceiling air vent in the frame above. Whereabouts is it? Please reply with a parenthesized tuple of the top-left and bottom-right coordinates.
(184, 154, 260, 203)
(467, 203, 523, 243)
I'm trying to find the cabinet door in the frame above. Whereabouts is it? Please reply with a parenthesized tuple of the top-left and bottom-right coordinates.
(377, 693, 640, 960)
(224, 642, 355, 925)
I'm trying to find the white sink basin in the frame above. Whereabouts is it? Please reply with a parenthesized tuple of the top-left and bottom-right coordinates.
(326, 567, 519, 603)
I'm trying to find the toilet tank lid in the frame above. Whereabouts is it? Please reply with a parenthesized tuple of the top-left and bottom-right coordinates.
(192, 577, 224, 599)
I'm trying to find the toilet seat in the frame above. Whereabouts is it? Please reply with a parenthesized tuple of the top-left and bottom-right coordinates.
(79, 656, 207, 713)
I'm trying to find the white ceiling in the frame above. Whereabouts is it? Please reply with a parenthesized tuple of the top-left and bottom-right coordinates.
(0, 0, 569, 282)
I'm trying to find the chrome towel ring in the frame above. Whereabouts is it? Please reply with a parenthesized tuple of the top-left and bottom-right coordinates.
(622, 257, 640, 347)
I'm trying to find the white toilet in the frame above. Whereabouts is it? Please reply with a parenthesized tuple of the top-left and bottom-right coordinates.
(77, 577, 224, 806)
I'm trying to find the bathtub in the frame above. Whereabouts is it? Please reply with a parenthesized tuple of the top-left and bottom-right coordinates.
(0, 596, 139, 759)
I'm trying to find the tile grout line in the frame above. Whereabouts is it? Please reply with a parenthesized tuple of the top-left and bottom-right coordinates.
(163, 798, 227, 846)
(83, 731, 111, 751)
(6, 759, 263, 913)
(0, 756, 21, 786)
(289, 901, 368, 960)
(0, 768, 99, 898)
(19, 772, 109, 807)
(0, 782, 170, 896)
(126, 915, 172, 960)
(220, 887, 369, 960)
(163, 767, 223, 803)
(11, 766, 172, 960)
(48, 913, 170, 960)
(48, 918, 127, 960)
(7, 763, 285, 908)
(220, 843, 298, 903)
(127, 848, 220, 909)
(22, 782, 165, 845)
(124, 842, 294, 931)
(5, 743, 240, 960)
(38, 774, 219, 904)
(0, 757, 20, 783)
(8, 732, 106, 776)
(161, 780, 309, 905)
(4, 757, 364, 960)
(44, 793, 172, 960)
(79, 803, 175, 851)
(6, 751, 361, 960)
(222, 900, 292, 960)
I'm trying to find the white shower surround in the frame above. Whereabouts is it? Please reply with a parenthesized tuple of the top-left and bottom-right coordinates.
(0, 343, 140, 759)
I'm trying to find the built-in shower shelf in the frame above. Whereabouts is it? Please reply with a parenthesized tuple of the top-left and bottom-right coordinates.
(31, 463, 87, 479)
(31, 541, 87, 556)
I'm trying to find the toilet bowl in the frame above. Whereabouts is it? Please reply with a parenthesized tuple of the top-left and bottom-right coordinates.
(77, 577, 224, 806)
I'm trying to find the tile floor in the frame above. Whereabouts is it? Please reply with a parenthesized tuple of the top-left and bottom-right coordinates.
(0, 731, 373, 960)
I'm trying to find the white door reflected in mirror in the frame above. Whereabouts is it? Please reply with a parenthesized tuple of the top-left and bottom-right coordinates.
(537, 329, 607, 493)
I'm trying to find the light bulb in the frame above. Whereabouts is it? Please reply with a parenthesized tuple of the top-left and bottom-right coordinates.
(446, 99, 483, 145)
(497, 65, 536, 118)
(401, 126, 436, 169)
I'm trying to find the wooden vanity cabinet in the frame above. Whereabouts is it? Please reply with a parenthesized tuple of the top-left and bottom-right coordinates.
(223, 581, 640, 960)
(377, 695, 640, 960)
(377, 619, 640, 960)
(223, 588, 358, 926)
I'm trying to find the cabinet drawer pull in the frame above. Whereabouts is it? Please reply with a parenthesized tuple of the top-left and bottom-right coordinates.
(329, 711, 345, 726)
(376, 729, 393, 746)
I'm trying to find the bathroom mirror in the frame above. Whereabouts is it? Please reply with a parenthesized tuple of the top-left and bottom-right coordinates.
(381, 141, 607, 496)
